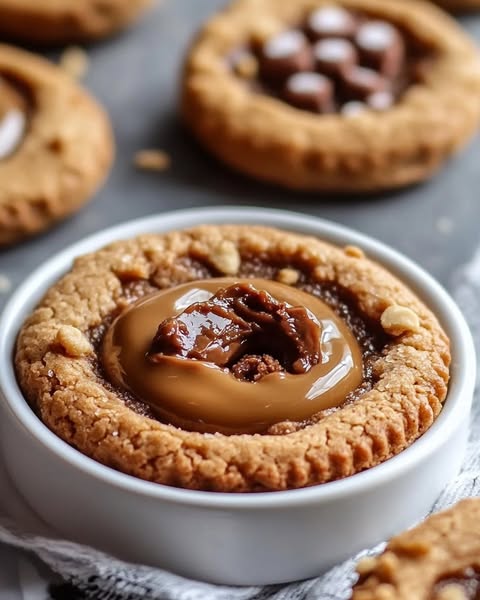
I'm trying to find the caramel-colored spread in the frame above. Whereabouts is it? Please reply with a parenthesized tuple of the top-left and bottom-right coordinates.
(0, 77, 28, 160)
(102, 278, 363, 434)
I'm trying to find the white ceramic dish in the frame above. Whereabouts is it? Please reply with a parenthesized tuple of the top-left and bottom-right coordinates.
(0, 207, 475, 586)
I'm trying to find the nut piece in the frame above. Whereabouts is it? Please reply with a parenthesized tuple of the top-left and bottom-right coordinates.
(210, 240, 241, 275)
(134, 149, 171, 172)
(380, 305, 420, 336)
(234, 54, 259, 79)
(276, 268, 299, 285)
(356, 556, 378, 577)
(59, 46, 89, 79)
(55, 325, 93, 358)
(344, 245, 365, 259)
(436, 585, 468, 600)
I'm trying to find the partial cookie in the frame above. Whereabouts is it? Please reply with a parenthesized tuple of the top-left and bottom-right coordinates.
(15, 225, 450, 492)
(352, 498, 480, 600)
(182, 0, 480, 192)
(0, 44, 113, 246)
(432, 0, 480, 11)
(0, 0, 152, 45)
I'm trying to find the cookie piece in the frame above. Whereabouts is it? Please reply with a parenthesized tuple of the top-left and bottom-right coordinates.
(432, 0, 480, 11)
(0, 0, 152, 45)
(15, 225, 450, 492)
(352, 498, 480, 600)
(181, 0, 480, 192)
(0, 44, 113, 246)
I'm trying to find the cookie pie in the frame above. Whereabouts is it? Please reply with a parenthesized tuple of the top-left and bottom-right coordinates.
(15, 225, 450, 492)
(0, 0, 152, 45)
(352, 498, 480, 600)
(0, 45, 113, 246)
(182, 0, 480, 192)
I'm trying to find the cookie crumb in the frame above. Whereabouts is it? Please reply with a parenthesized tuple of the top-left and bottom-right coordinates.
(134, 149, 171, 172)
(390, 538, 431, 557)
(436, 217, 453, 236)
(112, 256, 149, 281)
(0, 274, 12, 294)
(55, 325, 93, 358)
(377, 552, 399, 582)
(59, 46, 89, 80)
(435, 585, 467, 600)
(210, 240, 241, 275)
(344, 245, 365, 259)
(381, 305, 420, 336)
(276, 268, 299, 285)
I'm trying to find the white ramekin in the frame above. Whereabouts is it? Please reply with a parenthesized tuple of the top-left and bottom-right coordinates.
(0, 207, 475, 586)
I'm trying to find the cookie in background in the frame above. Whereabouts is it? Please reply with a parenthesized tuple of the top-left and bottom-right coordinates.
(0, 0, 153, 45)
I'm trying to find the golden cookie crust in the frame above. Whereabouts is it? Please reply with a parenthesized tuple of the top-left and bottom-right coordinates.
(0, 45, 113, 246)
(15, 225, 450, 492)
(351, 498, 480, 600)
(181, 0, 480, 192)
(0, 0, 152, 45)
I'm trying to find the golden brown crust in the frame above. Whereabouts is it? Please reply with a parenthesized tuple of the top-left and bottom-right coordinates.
(15, 225, 450, 492)
(0, 45, 114, 246)
(181, 0, 480, 192)
(351, 498, 480, 600)
(0, 0, 152, 44)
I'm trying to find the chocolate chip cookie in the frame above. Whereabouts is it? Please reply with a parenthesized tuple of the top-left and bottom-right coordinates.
(0, 44, 113, 246)
(0, 0, 152, 45)
(15, 225, 450, 492)
(352, 498, 480, 600)
(182, 0, 480, 192)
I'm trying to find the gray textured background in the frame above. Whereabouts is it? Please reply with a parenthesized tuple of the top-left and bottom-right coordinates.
(1, 0, 480, 310)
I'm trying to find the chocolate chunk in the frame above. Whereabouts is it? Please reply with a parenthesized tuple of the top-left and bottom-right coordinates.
(148, 282, 321, 375)
(283, 72, 334, 113)
(367, 90, 394, 111)
(307, 6, 357, 40)
(259, 30, 314, 83)
(355, 21, 404, 79)
(314, 38, 358, 79)
(341, 66, 388, 100)
(232, 354, 284, 382)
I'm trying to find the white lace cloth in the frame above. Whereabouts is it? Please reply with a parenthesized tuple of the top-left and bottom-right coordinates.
(1, 255, 479, 600)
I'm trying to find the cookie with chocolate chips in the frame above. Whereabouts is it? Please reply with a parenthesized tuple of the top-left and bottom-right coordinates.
(0, 44, 113, 246)
(352, 498, 480, 600)
(0, 0, 152, 45)
(15, 225, 450, 492)
(182, 0, 480, 192)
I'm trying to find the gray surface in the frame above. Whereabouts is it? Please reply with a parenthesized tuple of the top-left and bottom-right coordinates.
(1, 0, 480, 306)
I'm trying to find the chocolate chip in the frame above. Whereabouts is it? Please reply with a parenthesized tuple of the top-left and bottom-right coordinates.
(259, 30, 314, 83)
(367, 90, 394, 111)
(313, 38, 358, 79)
(341, 66, 388, 100)
(307, 6, 358, 40)
(355, 21, 404, 78)
(283, 72, 334, 113)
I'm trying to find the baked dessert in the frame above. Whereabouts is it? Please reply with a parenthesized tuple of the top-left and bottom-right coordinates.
(181, 0, 480, 192)
(433, 0, 480, 11)
(0, 0, 152, 45)
(0, 44, 113, 246)
(352, 498, 480, 600)
(15, 225, 450, 492)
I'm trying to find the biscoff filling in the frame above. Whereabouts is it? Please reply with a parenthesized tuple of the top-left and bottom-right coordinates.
(102, 278, 363, 435)
(229, 5, 433, 115)
(94, 258, 386, 436)
(0, 76, 29, 159)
